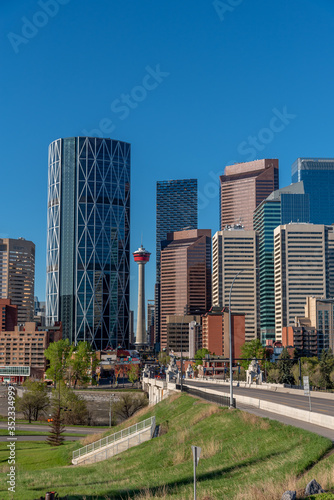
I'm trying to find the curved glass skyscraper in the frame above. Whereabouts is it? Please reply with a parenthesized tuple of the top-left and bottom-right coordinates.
(46, 137, 130, 350)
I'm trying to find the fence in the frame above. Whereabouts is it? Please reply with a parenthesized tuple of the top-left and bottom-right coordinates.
(176, 384, 236, 408)
(73, 416, 155, 460)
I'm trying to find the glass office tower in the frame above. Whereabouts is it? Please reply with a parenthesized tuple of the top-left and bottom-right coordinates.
(155, 179, 198, 347)
(46, 137, 130, 350)
(253, 182, 309, 344)
(291, 158, 334, 224)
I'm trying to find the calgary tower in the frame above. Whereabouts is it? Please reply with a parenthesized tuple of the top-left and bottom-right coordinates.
(133, 244, 151, 347)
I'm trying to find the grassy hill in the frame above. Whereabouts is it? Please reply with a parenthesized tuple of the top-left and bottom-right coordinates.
(0, 393, 334, 499)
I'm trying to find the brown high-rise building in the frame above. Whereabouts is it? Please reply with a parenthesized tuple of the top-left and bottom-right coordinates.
(160, 229, 211, 350)
(0, 299, 18, 332)
(220, 159, 279, 230)
(0, 238, 35, 324)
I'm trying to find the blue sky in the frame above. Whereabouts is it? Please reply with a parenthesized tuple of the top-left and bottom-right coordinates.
(1, 0, 334, 322)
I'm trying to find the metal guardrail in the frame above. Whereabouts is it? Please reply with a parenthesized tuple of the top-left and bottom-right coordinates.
(176, 384, 236, 408)
(73, 416, 155, 460)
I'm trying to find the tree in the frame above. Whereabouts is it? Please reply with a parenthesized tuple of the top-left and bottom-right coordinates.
(319, 348, 334, 390)
(114, 364, 125, 385)
(56, 382, 91, 425)
(310, 366, 322, 390)
(112, 393, 148, 421)
(128, 364, 140, 386)
(16, 380, 49, 423)
(330, 370, 334, 386)
(158, 351, 170, 366)
(266, 365, 280, 384)
(46, 404, 65, 446)
(291, 363, 300, 386)
(240, 339, 266, 369)
(67, 341, 99, 388)
(44, 339, 71, 387)
(277, 348, 294, 385)
(46, 381, 66, 446)
(194, 348, 211, 366)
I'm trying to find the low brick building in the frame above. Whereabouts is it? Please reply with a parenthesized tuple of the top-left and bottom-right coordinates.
(201, 306, 245, 359)
(0, 322, 62, 383)
(282, 324, 317, 358)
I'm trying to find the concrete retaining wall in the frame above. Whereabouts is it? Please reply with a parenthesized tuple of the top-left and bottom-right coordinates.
(191, 378, 334, 401)
(190, 385, 334, 430)
(142, 377, 334, 430)
(73, 428, 153, 465)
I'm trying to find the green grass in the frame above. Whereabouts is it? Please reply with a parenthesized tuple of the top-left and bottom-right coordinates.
(0, 430, 86, 437)
(0, 393, 333, 499)
(0, 417, 109, 428)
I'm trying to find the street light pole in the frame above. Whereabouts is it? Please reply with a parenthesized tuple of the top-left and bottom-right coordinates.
(109, 393, 115, 427)
(180, 317, 183, 392)
(229, 270, 245, 408)
(229, 267, 258, 407)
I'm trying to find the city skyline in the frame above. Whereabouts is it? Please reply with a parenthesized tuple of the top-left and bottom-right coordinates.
(2, 1, 334, 326)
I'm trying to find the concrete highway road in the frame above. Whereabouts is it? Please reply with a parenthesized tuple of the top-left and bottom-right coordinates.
(184, 380, 334, 416)
(184, 380, 334, 441)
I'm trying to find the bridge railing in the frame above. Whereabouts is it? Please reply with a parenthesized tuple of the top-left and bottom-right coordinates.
(176, 384, 236, 408)
(73, 416, 155, 460)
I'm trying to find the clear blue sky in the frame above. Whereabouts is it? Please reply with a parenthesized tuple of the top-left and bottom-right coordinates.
(1, 0, 334, 323)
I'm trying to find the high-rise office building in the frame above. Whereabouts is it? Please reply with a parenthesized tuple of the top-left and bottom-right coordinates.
(220, 159, 279, 230)
(291, 158, 334, 224)
(34, 296, 46, 327)
(274, 223, 334, 340)
(0, 238, 35, 323)
(160, 229, 211, 350)
(129, 310, 134, 346)
(147, 300, 155, 347)
(253, 182, 310, 343)
(304, 296, 334, 354)
(212, 225, 259, 342)
(46, 137, 130, 350)
(155, 179, 198, 347)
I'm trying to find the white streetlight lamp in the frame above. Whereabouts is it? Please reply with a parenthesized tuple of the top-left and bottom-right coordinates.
(229, 267, 258, 408)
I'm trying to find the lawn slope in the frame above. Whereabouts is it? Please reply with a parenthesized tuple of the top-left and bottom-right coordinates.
(0, 393, 332, 499)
